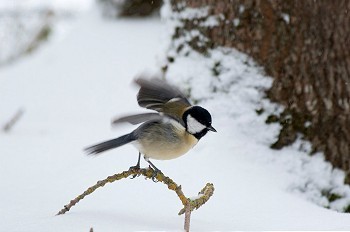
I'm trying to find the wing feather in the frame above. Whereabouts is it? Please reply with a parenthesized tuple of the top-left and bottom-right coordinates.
(112, 113, 163, 125)
(135, 78, 191, 109)
(135, 78, 191, 125)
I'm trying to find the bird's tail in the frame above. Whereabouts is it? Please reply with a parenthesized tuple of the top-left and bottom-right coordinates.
(84, 133, 136, 155)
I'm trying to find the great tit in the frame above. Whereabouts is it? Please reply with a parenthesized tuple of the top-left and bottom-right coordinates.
(84, 77, 216, 172)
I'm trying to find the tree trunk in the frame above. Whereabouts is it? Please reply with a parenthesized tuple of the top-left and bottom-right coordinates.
(169, 0, 350, 181)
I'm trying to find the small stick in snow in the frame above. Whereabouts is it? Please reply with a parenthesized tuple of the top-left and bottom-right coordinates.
(56, 167, 214, 230)
(3, 109, 24, 133)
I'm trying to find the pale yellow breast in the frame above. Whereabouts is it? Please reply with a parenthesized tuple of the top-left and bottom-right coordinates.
(133, 126, 198, 160)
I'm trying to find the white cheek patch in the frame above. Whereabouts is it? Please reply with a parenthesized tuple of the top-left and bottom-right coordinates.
(187, 115, 206, 134)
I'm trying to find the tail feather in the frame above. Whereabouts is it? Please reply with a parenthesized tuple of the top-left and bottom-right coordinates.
(84, 133, 135, 155)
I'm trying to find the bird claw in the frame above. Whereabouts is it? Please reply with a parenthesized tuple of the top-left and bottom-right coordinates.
(149, 166, 162, 182)
(129, 165, 140, 171)
(130, 173, 141, 179)
(129, 165, 141, 179)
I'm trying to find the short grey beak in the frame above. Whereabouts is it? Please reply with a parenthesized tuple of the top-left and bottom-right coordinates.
(208, 125, 217, 132)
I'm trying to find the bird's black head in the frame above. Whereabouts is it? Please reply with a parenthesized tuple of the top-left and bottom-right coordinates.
(183, 106, 217, 139)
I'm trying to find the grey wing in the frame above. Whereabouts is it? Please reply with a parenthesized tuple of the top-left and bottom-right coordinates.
(131, 118, 180, 142)
(135, 77, 191, 111)
(112, 113, 163, 126)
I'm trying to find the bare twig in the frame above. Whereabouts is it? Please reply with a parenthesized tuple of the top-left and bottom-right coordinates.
(3, 109, 24, 132)
(184, 202, 191, 232)
(56, 167, 214, 230)
(178, 183, 215, 215)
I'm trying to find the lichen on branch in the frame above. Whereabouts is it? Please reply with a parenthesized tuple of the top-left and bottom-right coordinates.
(56, 167, 214, 216)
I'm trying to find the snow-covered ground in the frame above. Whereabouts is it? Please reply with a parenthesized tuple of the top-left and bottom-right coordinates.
(1, 4, 350, 231)
(0, 0, 91, 65)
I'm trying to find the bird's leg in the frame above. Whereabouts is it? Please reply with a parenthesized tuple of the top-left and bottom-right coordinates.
(144, 157, 162, 182)
(129, 153, 141, 179)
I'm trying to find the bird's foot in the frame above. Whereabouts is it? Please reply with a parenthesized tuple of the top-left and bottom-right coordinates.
(129, 165, 141, 179)
(148, 165, 162, 182)
(129, 164, 140, 171)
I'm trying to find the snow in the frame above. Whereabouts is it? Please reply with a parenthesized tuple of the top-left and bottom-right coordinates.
(199, 15, 219, 27)
(281, 13, 290, 24)
(0, 0, 91, 65)
(175, 6, 209, 20)
(0, 0, 92, 11)
(1, 4, 350, 231)
(233, 18, 240, 27)
(239, 5, 245, 14)
(163, 46, 350, 214)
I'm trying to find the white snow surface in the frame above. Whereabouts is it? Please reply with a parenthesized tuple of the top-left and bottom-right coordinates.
(0, 0, 92, 11)
(0, 0, 90, 65)
(1, 7, 350, 231)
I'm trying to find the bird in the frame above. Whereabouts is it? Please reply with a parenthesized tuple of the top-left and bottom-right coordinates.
(84, 77, 216, 174)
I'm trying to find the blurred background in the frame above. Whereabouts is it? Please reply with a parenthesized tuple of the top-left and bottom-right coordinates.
(0, 0, 93, 65)
(1, 0, 350, 231)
